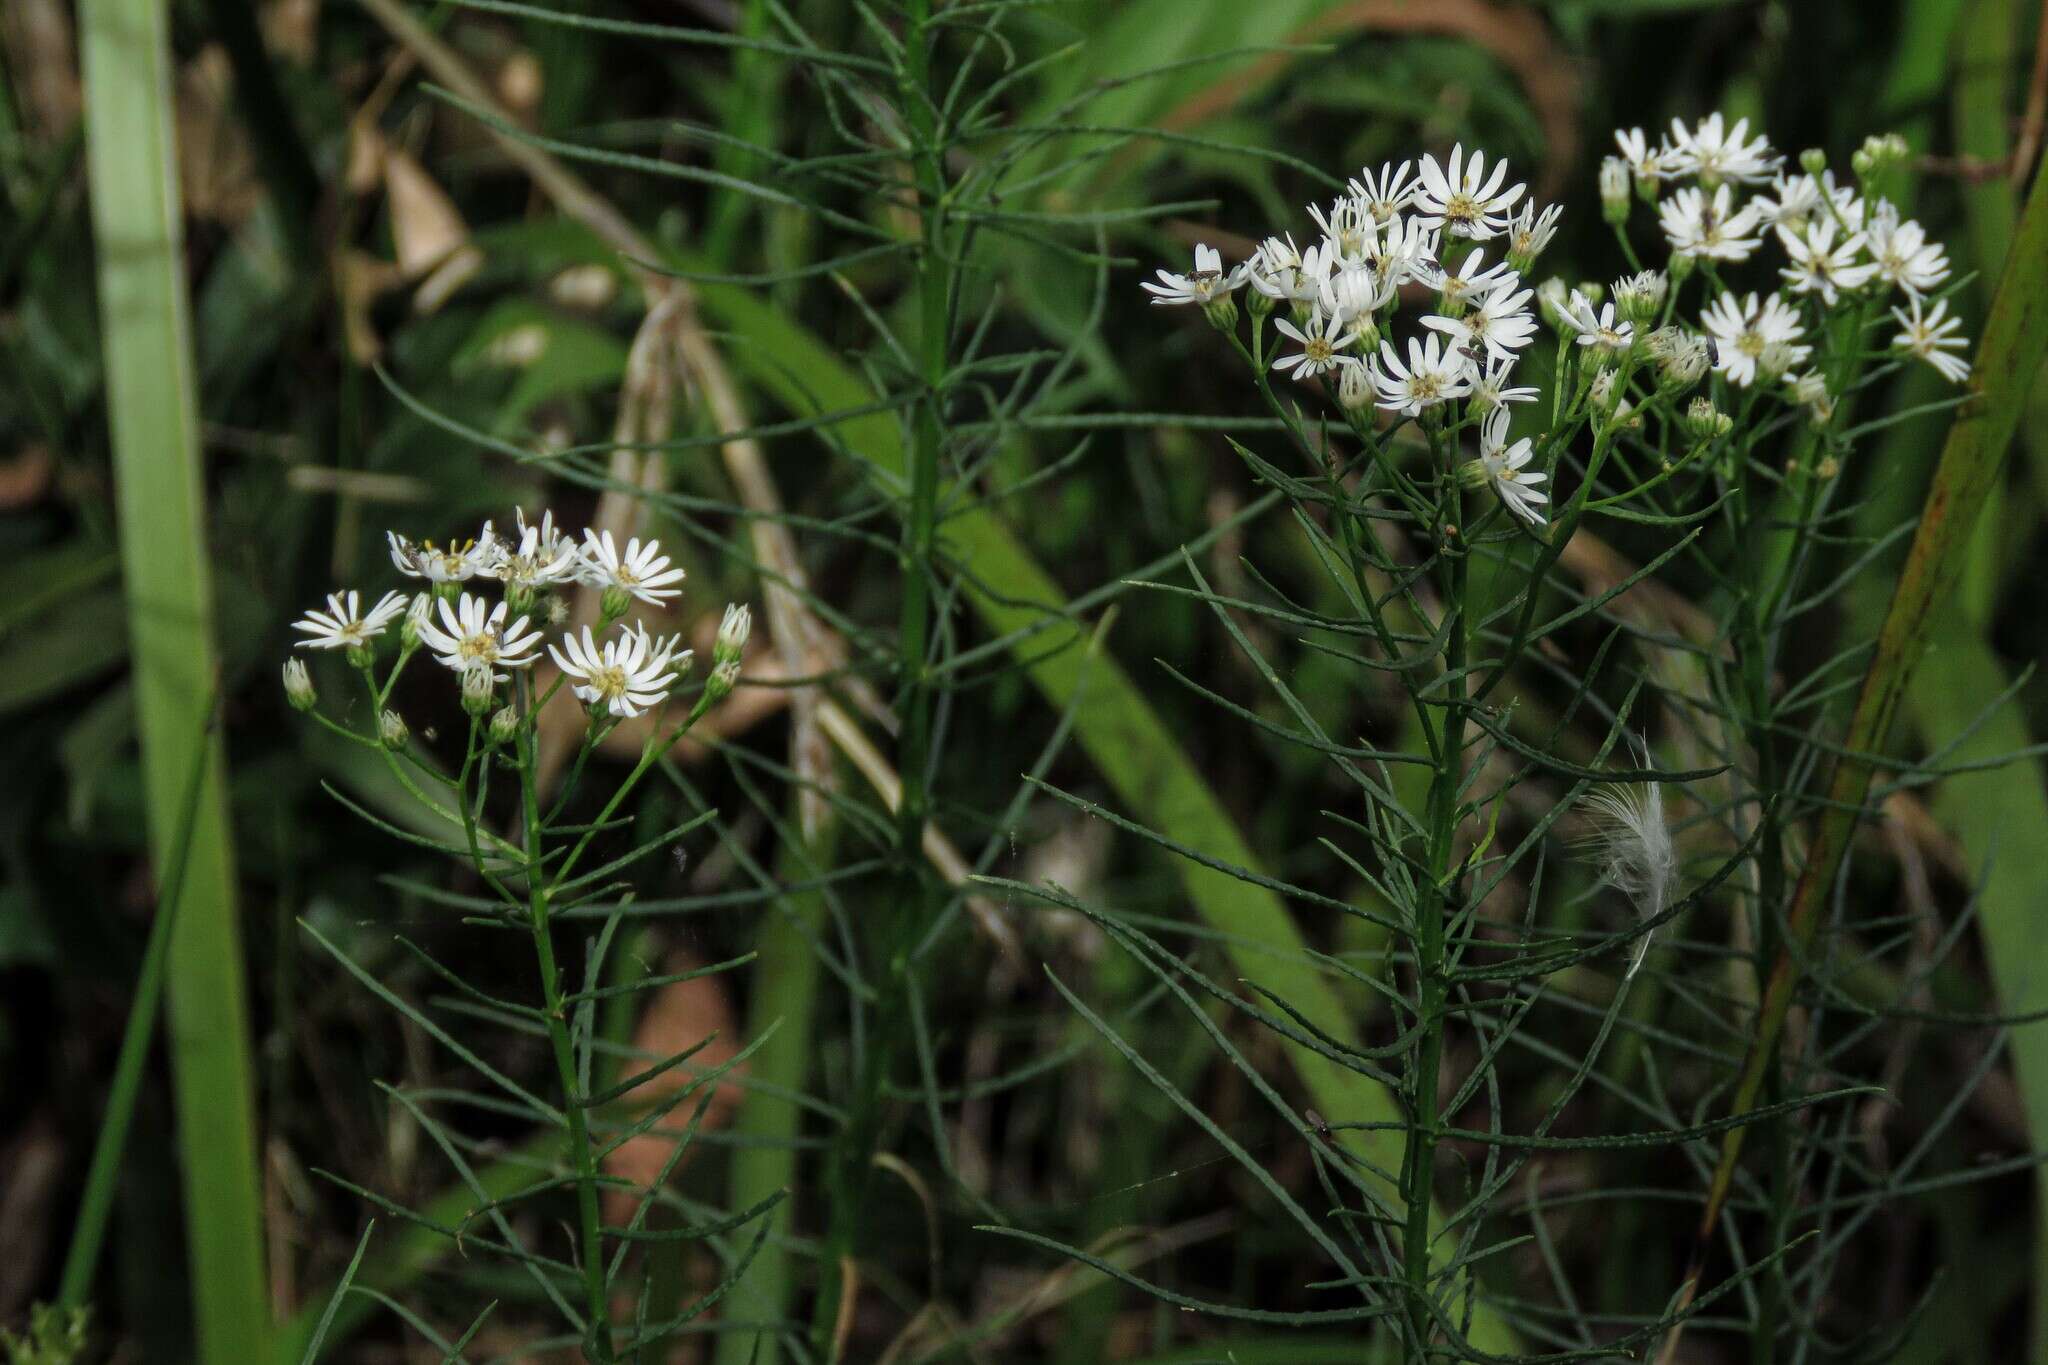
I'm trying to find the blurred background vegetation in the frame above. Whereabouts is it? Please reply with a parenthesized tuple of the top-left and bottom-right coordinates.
(3, 0, 2047, 1360)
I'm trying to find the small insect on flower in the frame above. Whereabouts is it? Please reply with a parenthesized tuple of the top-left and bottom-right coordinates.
(488, 506, 582, 593)
(579, 530, 687, 607)
(1466, 406, 1549, 526)
(1890, 295, 1972, 384)
(1421, 284, 1537, 364)
(292, 590, 409, 651)
(413, 592, 545, 681)
(1658, 184, 1764, 262)
(1412, 143, 1525, 240)
(1699, 291, 1810, 388)
(1140, 243, 1244, 307)
(549, 624, 688, 719)
(388, 526, 498, 585)
(1573, 735, 1677, 981)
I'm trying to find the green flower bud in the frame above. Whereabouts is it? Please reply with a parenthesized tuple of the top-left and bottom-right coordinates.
(282, 658, 316, 712)
(379, 709, 409, 750)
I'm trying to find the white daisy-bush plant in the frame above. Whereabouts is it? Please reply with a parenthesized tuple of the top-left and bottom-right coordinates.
(1136, 113, 1975, 1353)
(281, 509, 752, 1361)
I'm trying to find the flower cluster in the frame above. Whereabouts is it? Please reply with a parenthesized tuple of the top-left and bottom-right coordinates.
(284, 508, 750, 733)
(1142, 119, 1974, 527)
(1145, 143, 1559, 523)
(1605, 123, 1969, 386)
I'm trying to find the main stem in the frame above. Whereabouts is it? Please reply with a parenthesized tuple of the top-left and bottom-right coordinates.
(817, 6, 950, 1352)
(1401, 456, 1469, 1355)
(517, 679, 612, 1361)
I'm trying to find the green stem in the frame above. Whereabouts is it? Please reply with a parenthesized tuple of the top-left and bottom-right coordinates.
(516, 677, 611, 1361)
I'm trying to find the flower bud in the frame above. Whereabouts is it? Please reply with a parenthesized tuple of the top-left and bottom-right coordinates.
(715, 603, 752, 666)
(401, 593, 432, 649)
(706, 655, 742, 704)
(1756, 338, 1798, 383)
(599, 583, 632, 624)
(1599, 156, 1630, 225)
(1203, 292, 1239, 332)
(1613, 270, 1667, 327)
(1666, 251, 1696, 285)
(379, 708, 409, 750)
(1247, 287, 1276, 320)
(546, 594, 572, 627)
(1537, 277, 1571, 331)
(1589, 369, 1619, 413)
(1575, 280, 1606, 308)
(506, 582, 536, 617)
(282, 658, 316, 712)
(1337, 360, 1372, 412)
(1799, 147, 1828, 176)
(1652, 329, 1711, 391)
(1683, 396, 1732, 444)
(1788, 370, 1835, 426)
(461, 665, 495, 716)
(490, 705, 520, 746)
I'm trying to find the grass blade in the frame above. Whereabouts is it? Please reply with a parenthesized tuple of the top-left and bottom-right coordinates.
(80, 0, 271, 1355)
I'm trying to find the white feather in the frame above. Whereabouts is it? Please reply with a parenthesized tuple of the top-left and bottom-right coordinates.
(1575, 736, 1676, 980)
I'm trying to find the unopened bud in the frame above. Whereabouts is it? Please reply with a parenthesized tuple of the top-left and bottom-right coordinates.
(1589, 369, 1619, 412)
(282, 658, 316, 711)
(461, 665, 495, 716)
(490, 705, 520, 745)
(546, 594, 572, 627)
(1247, 287, 1276, 320)
(1654, 330, 1711, 391)
(1799, 147, 1828, 176)
(1666, 251, 1697, 286)
(715, 603, 752, 665)
(1537, 277, 1571, 331)
(706, 655, 742, 703)
(1599, 157, 1631, 225)
(379, 709, 409, 750)
(506, 582, 536, 616)
(599, 583, 632, 624)
(1203, 292, 1239, 332)
(1338, 360, 1372, 411)
(401, 593, 432, 649)
(1756, 338, 1798, 382)
(1683, 396, 1732, 443)
(1613, 270, 1667, 327)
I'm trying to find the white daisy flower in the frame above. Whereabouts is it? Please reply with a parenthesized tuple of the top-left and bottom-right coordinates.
(388, 526, 498, 585)
(1271, 309, 1363, 382)
(1361, 213, 1439, 288)
(488, 507, 582, 592)
(1423, 284, 1538, 364)
(1248, 234, 1329, 306)
(1864, 201, 1951, 299)
(1555, 291, 1635, 354)
(1891, 295, 1971, 383)
(1308, 197, 1377, 263)
(1614, 126, 1669, 186)
(1319, 264, 1394, 327)
(1662, 113, 1777, 184)
(549, 624, 689, 719)
(1750, 171, 1825, 229)
(1469, 354, 1540, 411)
(292, 590, 409, 652)
(413, 592, 544, 681)
(1699, 291, 1810, 388)
(1658, 184, 1763, 262)
(1505, 201, 1564, 266)
(1366, 334, 1475, 416)
(1349, 160, 1418, 221)
(579, 530, 687, 606)
(1412, 143, 1525, 240)
(1415, 247, 1518, 310)
(1777, 218, 1876, 305)
(1141, 242, 1245, 307)
(1473, 406, 1549, 526)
